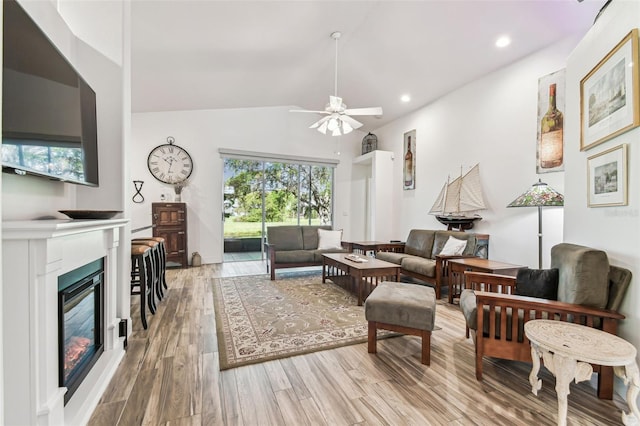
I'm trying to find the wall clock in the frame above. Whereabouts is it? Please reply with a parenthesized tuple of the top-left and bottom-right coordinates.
(147, 136, 193, 184)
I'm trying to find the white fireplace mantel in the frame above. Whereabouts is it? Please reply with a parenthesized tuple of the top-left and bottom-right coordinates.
(2, 219, 129, 425)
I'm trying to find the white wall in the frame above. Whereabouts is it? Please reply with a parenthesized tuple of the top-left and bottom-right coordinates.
(1, 0, 130, 418)
(372, 37, 579, 268)
(2, 0, 126, 220)
(564, 0, 640, 393)
(131, 107, 363, 264)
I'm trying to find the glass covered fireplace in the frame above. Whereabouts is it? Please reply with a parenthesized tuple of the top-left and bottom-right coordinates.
(58, 258, 105, 404)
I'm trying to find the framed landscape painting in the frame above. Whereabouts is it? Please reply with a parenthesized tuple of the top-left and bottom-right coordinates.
(403, 130, 416, 190)
(580, 29, 639, 151)
(587, 143, 627, 207)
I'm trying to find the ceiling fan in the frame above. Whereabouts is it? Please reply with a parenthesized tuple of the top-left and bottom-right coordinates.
(290, 31, 383, 136)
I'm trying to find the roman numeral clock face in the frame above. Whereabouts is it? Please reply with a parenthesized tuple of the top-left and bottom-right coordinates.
(147, 142, 193, 184)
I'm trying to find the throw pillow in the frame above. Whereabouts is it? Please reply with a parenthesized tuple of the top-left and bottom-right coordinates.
(439, 236, 467, 256)
(514, 268, 559, 300)
(317, 229, 343, 250)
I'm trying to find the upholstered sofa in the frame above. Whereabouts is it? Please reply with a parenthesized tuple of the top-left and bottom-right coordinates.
(376, 229, 487, 299)
(265, 225, 349, 280)
(460, 243, 632, 400)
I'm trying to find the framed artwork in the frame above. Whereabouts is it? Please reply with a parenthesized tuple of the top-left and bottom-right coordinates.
(537, 69, 565, 173)
(403, 130, 416, 190)
(580, 29, 639, 151)
(587, 143, 627, 207)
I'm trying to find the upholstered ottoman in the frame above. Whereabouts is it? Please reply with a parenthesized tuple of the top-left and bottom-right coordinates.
(364, 281, 436, 365)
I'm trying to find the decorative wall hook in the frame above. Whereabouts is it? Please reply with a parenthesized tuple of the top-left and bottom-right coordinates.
(132, 180, 145, 203)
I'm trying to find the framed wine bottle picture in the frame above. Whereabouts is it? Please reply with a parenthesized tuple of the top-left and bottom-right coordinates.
(403, 130, 416, 190)
(536, 68, 565, 174)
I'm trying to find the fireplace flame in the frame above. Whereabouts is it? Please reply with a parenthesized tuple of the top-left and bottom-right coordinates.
(64, 336, 91, 381)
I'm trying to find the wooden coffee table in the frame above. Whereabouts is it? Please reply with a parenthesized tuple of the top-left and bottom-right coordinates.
(322, 253, 401, 306)
(448, 257, 524, 304)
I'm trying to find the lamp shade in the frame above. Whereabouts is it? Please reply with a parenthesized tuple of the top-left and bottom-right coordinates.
(507, 179, 564, 208)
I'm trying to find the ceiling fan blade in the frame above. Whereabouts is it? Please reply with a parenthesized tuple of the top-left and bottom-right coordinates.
(309, 115, 331, 129)
(290, 109, 330, 114)
(343, 106, 383, 116)
(340, 115, 363, 129)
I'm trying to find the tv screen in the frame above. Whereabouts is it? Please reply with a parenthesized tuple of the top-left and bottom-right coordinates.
(2, 0, 99, 186)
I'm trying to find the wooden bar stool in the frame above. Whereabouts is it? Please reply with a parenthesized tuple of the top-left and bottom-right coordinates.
(131, 244, 155, 329)
(132, 240, 163, 302)
(133, 237, 167, 291)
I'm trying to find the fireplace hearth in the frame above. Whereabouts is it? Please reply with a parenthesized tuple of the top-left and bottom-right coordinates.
(58, 258, 105, 404)
(3, 219, 128, 425)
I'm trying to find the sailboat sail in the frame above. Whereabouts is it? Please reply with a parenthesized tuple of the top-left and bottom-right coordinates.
(429, 164, 486, 216)
(429, 183, 447, 215)
(459, 164, 486, 212)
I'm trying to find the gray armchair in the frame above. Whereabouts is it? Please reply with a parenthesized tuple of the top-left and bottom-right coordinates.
(460, 243, 632, 400)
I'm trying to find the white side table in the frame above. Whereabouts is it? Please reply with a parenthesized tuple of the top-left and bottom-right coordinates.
(525, 320, 639, 426)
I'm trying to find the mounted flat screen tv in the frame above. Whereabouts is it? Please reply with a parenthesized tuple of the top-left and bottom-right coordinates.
(2, 0, 99, 186)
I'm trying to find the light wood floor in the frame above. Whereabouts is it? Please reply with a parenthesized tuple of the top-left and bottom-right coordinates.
(89, 262, 627, 425)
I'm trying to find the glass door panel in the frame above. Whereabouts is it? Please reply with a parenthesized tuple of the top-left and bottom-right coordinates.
(222, 158, 335, 262)
(223, 159, 264, 262)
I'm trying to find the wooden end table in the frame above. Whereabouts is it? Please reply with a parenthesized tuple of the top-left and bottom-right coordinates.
(344, 241, 405, 257)
(448, 258, 524, 304)
(525, 320, 639, 426)
(322, 253, 401, 306)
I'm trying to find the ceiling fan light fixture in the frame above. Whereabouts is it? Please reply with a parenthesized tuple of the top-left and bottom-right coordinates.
(317, 121, 329, 134)
(292, 31, 383, 136)
(327, 117, 339, 131)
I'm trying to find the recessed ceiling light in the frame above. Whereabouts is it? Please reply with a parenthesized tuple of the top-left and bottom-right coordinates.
(495, 36, 511, 48)
(401, 94, 411, 102)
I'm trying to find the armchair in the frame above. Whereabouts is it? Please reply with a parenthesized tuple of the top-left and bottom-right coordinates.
(460, 243, 632, 400)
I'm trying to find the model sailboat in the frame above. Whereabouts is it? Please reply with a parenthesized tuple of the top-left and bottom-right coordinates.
(429, 164, 486, 230)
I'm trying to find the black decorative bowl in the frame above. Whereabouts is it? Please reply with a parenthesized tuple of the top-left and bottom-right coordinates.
(59, 210, 122, 220)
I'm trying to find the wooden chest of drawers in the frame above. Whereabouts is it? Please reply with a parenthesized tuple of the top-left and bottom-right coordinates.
(152, 202, 188, 268)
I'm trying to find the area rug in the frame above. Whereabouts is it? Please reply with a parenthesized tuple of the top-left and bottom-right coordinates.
(213, 273, 394, 370)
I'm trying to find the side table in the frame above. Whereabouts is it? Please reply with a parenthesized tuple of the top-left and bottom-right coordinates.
(447, 257, 524, 304)
(525, 320, 639, 426)
(344, 241, 405, 257)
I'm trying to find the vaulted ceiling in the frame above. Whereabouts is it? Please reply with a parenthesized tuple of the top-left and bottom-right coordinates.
(131, 0, 606, 132)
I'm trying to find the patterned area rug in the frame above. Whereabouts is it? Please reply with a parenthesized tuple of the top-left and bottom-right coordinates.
(213, 273, 392, 370)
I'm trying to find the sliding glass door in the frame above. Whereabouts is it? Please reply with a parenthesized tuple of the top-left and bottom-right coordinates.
(223, 158, 334, 262)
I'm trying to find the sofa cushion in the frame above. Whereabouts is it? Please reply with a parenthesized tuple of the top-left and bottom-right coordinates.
(514, 268, 559, 300)
(401, 255, 436, 278)
(607, 265, 632, 311)
(375, 251, 408, 265)
(432, 231, 476, 258)
(274, 250, 315, 263)
(312, 248, 349, 262)
(267, 226, 304, 251)
(404, 230, 436, 257)
(302, 225, 332, 250)
(551, 243, 609, 309)
(439, 236, 468, 256)
(460, 289, 478, 330)
(365, 282, 436, 331)
(317, 228, 342, 250)
(460, 290, 521, 341)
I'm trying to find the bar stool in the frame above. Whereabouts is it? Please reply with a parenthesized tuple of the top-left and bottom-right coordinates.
(131, 244, 155, 329)
(132, 239, 163, 302)
(133, 237, 167, 291)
